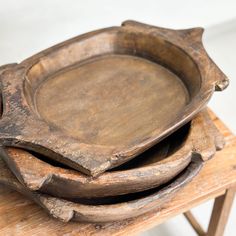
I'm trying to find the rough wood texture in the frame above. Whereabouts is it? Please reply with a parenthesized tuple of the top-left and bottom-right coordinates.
(0, 155, 202, 223)
(184, 187, 236, 236)
(0, 110, 223, 198)
(184, 211, 205, 236)
(207, 188, 235, 236)
(0, 110, 235, 235)
(0, 20, 228, 176)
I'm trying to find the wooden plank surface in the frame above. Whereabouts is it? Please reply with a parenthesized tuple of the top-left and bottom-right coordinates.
(0, 110, 236, 236)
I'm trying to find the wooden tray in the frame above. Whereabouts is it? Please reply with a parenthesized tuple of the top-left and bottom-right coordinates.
(0, 20, 228, 176)
(0, 110, 224, 198)
(0, 155, 202, 223)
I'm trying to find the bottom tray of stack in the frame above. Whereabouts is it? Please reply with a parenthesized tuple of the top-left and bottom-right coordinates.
(0, 109, 224, 223)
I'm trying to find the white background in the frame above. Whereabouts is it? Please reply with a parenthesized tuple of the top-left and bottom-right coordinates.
(0, 1, 235, 235)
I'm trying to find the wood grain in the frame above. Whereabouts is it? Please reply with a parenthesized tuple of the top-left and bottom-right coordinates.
(184, 211, 205, 235)
(36, 55, 188, 147)
(0, 20, 229, 176)
(0, 110, 224, 198)
(0, 155, 202, 223)
(0, 109, 235, 235)
(207, 188, 235, 236)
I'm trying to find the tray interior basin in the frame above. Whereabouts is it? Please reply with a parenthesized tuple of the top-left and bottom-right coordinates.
(34, 54, 189, 146)
(0, 22, 226, 176)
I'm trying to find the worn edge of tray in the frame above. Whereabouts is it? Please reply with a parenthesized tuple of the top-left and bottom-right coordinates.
(0, 21, 229, 176)
(0, 109, 224, 198)
(0, 154, 203, 223)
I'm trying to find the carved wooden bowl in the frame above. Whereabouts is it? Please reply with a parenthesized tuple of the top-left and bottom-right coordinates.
(0, 21, 228, 176)
(0, 110, 224, 198)
(0, 155, 202, 222)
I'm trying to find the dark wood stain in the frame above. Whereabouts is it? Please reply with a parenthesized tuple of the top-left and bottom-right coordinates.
(0, 155, 203, 223)
(0, 110, 224, 198)
(0, 21, 229, 176)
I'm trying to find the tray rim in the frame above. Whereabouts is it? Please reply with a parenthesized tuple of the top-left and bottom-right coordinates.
(0, 154, 203, 223)
(0, 110, 224, 198)
(0, 20, 229, 176)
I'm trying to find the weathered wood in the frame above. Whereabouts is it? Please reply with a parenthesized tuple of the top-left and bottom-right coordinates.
(0, 109, 223, 198)
(184, 211, 205, 236)
(0, 21, 228, 176)
(207, 188, 235, 236)
(0, 110, 235, 235)
(0, 155, 202, 223)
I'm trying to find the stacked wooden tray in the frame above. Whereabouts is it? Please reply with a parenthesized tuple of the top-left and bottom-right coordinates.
(0, 21, 228, 223)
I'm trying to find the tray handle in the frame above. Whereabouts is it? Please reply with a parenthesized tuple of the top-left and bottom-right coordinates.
(0, 63, 17, 75)
(122, 20, 229, 91)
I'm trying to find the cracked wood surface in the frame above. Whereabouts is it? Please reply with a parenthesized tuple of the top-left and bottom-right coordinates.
(0, 20, 229, 176)
(0, 109, 235, 235)
(0, 156, 203, 223)
(0, 110, 224, 198)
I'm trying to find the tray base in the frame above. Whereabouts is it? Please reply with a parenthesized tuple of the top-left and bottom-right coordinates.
(36, 54, 189, 146)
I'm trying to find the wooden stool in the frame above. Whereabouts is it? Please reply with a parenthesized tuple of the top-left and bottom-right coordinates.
(0, 110, 235, 236)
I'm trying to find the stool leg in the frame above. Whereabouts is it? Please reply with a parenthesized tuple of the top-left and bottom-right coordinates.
(207, 188, 235, 236)
(184, 211, 205, 236)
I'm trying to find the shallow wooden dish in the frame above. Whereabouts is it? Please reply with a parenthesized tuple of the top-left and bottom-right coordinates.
(0, 110, 224, 198)
(0, 155, 202, 223)
(0, 21, 228, 176)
